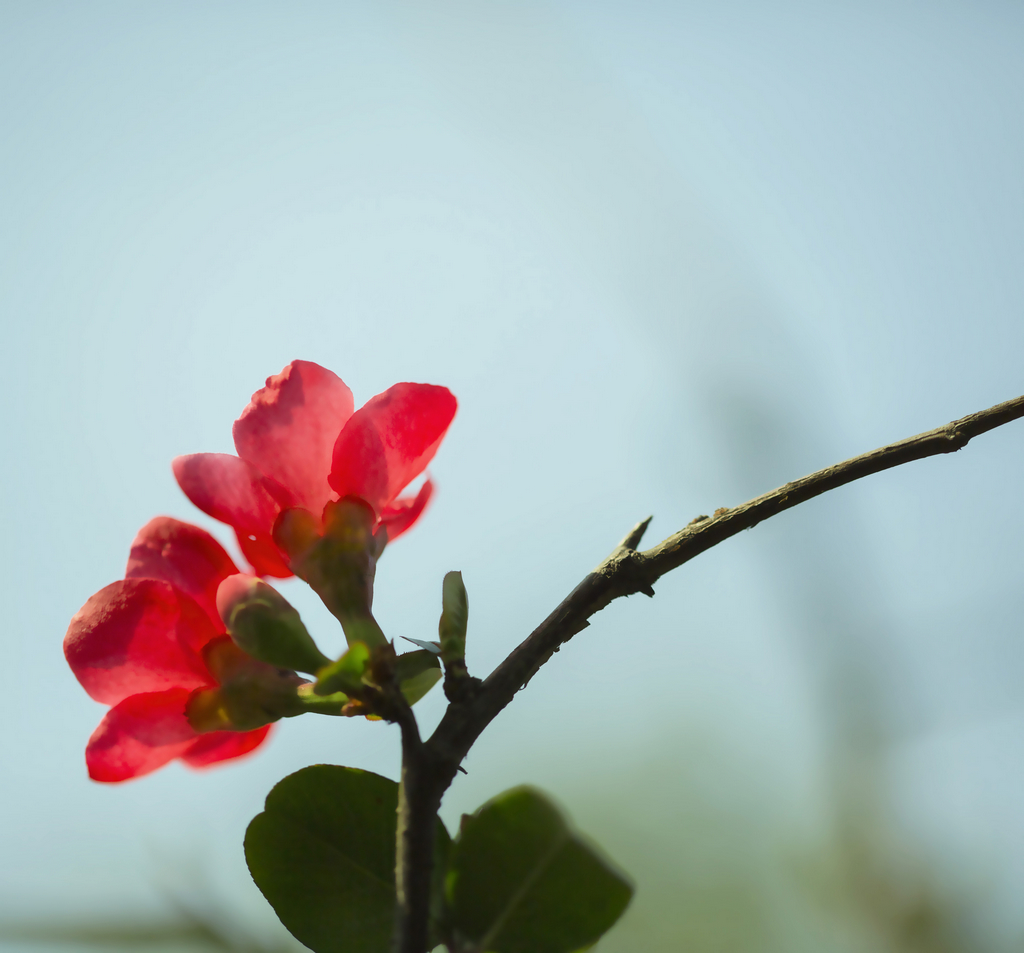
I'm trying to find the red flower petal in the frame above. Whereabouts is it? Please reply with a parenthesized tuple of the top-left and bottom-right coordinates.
(329, 383, 457, 513)
(379, 478, 434, 542)
(85, 689, 199, 783)
(65, 579, 216, 706)
(172, 453, 285, 536)
(181, 724, 273, 768)
(235, 529, 293, 578)
(125, 517, 239, 625)
(233, 361, 354, 518)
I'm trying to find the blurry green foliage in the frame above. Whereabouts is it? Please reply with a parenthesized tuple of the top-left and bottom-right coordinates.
(446, 787, 633, 953)
(4, 744, 1019, 953)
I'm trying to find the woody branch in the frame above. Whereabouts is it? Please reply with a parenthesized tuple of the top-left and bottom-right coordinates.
(392, 392, 1024, 952)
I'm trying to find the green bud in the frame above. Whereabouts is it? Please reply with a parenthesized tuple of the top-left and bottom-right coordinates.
(217, 575, 330, 675)
(439, 571, 468, 667)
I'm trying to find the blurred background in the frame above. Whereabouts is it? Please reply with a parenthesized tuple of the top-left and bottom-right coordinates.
(2, 1, 1023, 950)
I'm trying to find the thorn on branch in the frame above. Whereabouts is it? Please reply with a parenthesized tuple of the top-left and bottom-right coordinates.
(618, 516, 653, 551)
(423, 391, 1024, 886)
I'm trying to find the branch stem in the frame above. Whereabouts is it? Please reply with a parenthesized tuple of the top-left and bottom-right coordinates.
(393, 704, 457, 953)
(642, 394, 1024, 581)
(393, 393, 1024, 951)
(429, 393, 1024, 772)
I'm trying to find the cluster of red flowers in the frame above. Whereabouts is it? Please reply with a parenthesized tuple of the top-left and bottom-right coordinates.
(64, 361, 456, 782)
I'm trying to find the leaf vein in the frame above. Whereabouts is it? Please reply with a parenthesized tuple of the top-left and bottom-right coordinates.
(279, 812, 395, 893)
(474, 830, 570, 953)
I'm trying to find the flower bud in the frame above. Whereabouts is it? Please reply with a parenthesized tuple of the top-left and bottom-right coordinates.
(217, 574, 330, 675)
(439, 571, 468, 668)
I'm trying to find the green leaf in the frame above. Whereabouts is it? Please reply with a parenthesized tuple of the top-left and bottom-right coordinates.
(394, 649, 442, 705)
(245, 765, 397, 953)
(431, 815, 453, 950)
(447, 787, 633, 953)
(402, 636, 442, 654)
(394, 648, 440, 681)
(245, 765, 451, 953)
(401, 666, 442, 705)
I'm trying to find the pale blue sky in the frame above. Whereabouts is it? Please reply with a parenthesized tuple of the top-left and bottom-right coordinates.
(2, 2, 1023, 949)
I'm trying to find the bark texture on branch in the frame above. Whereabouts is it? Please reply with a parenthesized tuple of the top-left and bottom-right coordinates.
(393, 734, 445, 953)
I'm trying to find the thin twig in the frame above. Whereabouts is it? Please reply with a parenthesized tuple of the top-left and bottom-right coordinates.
(395, 393, 1024, 952)
(642, 394, 1024, 581)
(427, 394, 1024, 768)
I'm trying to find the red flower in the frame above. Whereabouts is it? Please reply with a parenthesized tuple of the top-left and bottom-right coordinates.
(64, 518, 272, 783)
(171, 361, 458, 577)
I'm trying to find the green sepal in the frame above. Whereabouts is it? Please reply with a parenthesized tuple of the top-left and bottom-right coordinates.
(222, 578, 331, 674)
(337, 613, 387, 650)
(438, 571, 468, 666)
(275, 500, 388, 649)
(245, 765, 451, 953)
(295, 683, 350, 715)
(446, 787, 634, 953)
(313, 641, 370, 696)
(186, 637, 307, 733)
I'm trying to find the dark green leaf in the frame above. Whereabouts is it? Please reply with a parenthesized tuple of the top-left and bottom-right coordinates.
(431, 816, 453, 950)
(447, 787, 633, 953)
(245, 766, 397, 953)
(245, 765, 451, 953)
